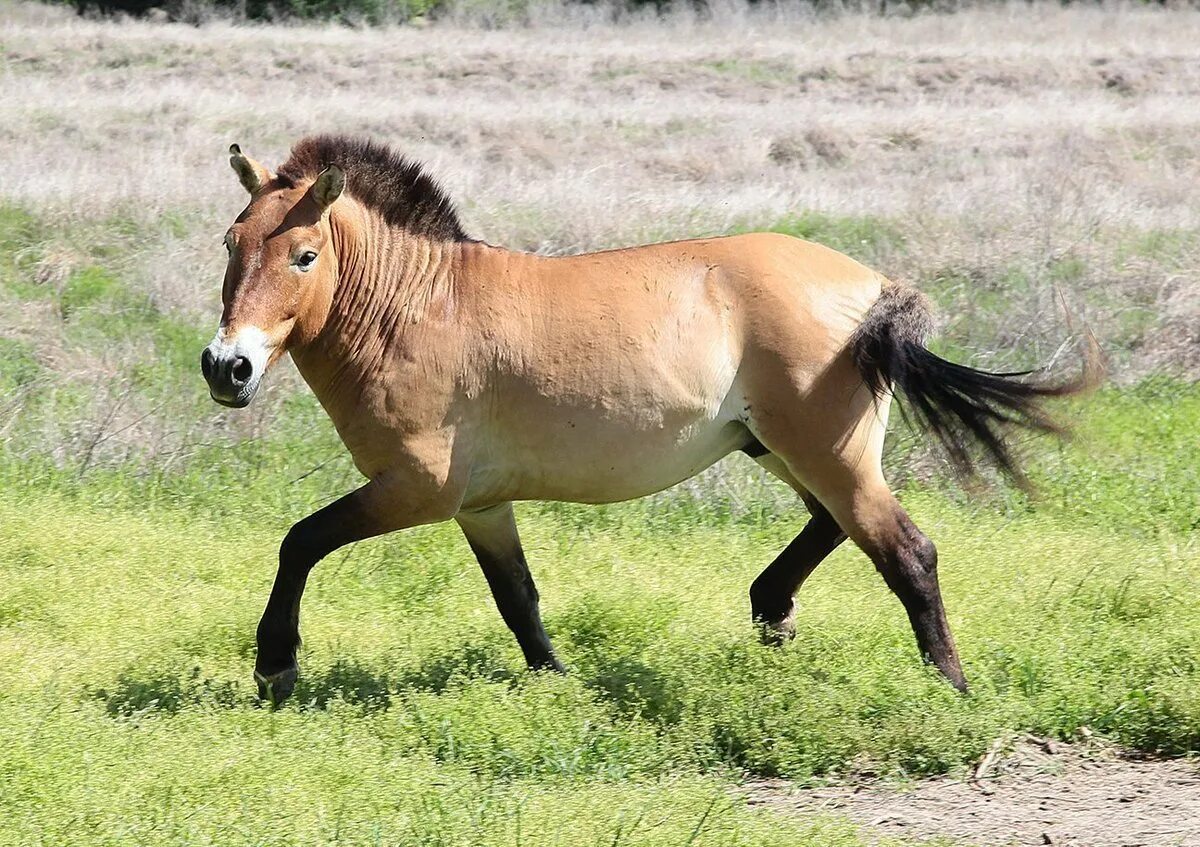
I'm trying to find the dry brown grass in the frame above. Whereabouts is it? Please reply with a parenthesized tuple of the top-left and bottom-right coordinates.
(0, 1, 1197, 469)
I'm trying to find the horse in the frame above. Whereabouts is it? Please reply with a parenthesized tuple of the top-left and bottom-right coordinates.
(202, 134, 1096, 704)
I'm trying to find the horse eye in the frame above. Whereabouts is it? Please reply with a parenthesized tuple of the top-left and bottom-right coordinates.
(297, 251, 318, 269)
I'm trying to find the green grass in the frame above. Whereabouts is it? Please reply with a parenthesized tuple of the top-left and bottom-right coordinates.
(733, 211, 905, 267)
(0, 337, 41, 392)
(704, 59, 793, 84)
(0, 494, 883, 846)
(2, 383, 1199, 844)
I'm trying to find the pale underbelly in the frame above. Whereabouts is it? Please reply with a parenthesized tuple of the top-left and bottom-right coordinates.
(460, 416, 751, 508)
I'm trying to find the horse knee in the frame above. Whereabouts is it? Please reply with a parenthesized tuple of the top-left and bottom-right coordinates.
(279, 499, 376, 570)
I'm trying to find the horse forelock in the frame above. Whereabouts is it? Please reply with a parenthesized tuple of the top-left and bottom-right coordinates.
(276, 134, 468, 243)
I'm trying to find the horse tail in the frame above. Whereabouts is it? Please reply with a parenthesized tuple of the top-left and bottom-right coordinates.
(849, 282, 1103, 485)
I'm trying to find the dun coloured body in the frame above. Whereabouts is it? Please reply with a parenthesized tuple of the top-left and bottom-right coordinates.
(202, 135, 1093, 704)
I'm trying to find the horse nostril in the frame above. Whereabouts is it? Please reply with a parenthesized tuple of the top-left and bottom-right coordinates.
(200, 348, 215, 380)
(231, 356, 253, 385)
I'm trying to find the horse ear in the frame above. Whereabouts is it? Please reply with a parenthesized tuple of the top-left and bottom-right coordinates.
(229, 143, 272, 194)
(310, 166, 345, 211)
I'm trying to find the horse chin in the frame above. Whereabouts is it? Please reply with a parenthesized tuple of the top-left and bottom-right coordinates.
(211, 383, 260, 409)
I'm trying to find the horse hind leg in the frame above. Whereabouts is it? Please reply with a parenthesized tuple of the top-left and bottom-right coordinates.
(809, 467, 967, 691)
(747, 451, 847, 643)
(750, 410, 967, 690)
(859, 488, 966, 691)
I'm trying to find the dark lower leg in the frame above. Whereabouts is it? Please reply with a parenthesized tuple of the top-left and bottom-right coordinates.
(871, 514, 968, 691)
(458, 505, 562, 672)
(750, 500, 847, 641)
(255, 489, 384, 703)
(471, 545, 562, 671)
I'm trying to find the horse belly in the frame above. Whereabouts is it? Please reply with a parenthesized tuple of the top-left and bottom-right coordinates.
(465, 352, 750, 507)
(467, 412, 747, 507)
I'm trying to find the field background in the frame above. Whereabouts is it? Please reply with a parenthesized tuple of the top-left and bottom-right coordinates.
(1, 2, 1199, 845)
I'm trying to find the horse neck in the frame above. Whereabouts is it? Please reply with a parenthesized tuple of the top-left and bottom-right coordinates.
(293, 201, 462, 399)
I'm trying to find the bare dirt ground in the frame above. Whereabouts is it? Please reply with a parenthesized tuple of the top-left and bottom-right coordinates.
(744, 736, 1200, 846)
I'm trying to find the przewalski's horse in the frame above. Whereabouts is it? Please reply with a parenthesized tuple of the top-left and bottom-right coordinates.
(202, 135, 1095, 704)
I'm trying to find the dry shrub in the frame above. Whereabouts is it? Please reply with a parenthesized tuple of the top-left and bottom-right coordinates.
(767, 128, 853, 167)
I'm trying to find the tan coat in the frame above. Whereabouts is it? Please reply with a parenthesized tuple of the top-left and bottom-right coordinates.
(204, 136, 1090, 704)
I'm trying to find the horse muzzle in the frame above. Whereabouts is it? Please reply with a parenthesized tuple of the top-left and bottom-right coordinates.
(201, 326, 270, 408)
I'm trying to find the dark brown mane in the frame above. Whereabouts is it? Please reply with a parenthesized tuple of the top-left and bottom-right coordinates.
(277, 134, 468, 242)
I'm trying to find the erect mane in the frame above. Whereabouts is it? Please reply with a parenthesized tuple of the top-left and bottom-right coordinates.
(276, 134, 468, 242)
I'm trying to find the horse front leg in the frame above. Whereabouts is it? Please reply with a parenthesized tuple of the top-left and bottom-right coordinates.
(456, 502, 563, 672)
(254, 473, 458, 704)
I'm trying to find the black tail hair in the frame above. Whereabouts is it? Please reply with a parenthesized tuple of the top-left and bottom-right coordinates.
(850, 284, 1102, 485)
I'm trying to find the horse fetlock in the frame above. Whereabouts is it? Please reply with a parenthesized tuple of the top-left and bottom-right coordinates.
(749, 573, 790, 613)
(255, 622, 300, 704)
(528, 653, 567, 674)
(256, 618, 299, 655)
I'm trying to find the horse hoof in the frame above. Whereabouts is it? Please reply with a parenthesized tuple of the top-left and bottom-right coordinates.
(756, 613, 796, 647)
(254, 664, 298, 706)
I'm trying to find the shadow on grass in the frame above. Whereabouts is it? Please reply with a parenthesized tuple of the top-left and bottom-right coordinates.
(97, 667, 245, 717)
(95, 642, 521, 717)
(289, 642, 517, 711)
(550, 596, 689, 726)
(578, 654, 683, 725)
(95, 601, 696, 724)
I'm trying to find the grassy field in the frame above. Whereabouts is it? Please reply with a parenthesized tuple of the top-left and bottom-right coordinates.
(1, 2, 1199, 845)
(2, 387, 1199, 845)
(0, 378, 1197, 843)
